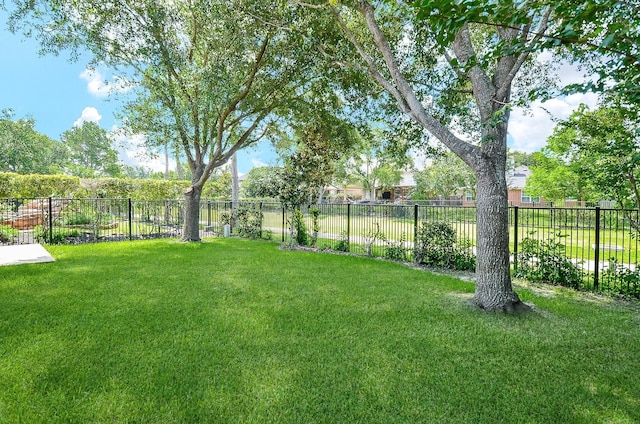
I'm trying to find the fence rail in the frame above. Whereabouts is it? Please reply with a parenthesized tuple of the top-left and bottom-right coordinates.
(2, 197, 638, 298)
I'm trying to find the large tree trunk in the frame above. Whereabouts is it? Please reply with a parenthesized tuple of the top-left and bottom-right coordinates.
(469, 118, 527, 312)
(182, 185, 202, 241)
(473, 162, 524, 312)
(183, 163, 205, 242)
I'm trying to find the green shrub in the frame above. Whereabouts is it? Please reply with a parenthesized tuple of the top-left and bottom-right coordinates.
(513, 234, 583, 289)
(600, 258, 640, 299)
(0, 172, 83, 198)
(34, 225, 80, 244)
(221, 206, 266, 239)
(293, 208, 309, 246)
(309, 208, 321, 247)
(414, 221, 476, 271)
(384, 233, 408, 261)
(60, 207, 115, 227)
(0, 224, 18, 243)
(334, 231, 350, 252)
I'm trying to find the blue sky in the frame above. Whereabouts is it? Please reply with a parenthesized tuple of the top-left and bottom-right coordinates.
(2, 9, 598, 175)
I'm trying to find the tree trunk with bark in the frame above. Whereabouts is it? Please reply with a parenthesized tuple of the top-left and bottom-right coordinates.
(471, 131, 526, 312)
(182, 185, 202, 242)
(182, 166, 205, 242)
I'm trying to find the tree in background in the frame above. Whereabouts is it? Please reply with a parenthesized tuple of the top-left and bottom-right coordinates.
(122, 165, 154, 180)
(241, 167, 285, 200)
(529, 103, 640, 216)
(526, 152, 596, 205)
(0, 109, 67, 174)
(279, 114, 356, 246)
(413, 151, 476, 201)
(10, 0, 340, 242)
(509, 149, 536, 169)
(280, 114, 356, 207)
(61, 121, 122, 178)
(333, 127, 409, 201)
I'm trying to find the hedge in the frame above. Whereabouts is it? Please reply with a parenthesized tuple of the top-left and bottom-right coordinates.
(0, 172, 228, 200)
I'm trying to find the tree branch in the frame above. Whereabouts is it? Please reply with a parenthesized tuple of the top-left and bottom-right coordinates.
(496, 7, 552, 101)
(356, 2, 480, 167)
(217, 35, 270, 154)
(329, 5, 411, 114)
(451, 24, 494, 121)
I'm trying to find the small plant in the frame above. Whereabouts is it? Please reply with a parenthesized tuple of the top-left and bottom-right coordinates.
(384, 233, 408, 261)
(600, 258, 640, 299)
(309, 208, 321, 247)
(414, 221, 476, 271)
(362, 222, 384, 257)
(0, 224, 18, 243)
(293, 208, 309, 246)
(34, 225, 80, 244)
(221, 207, 265, 239)
(513, 233, 583, 289)
(60, 209, 115, 227)
(334, 231, 350, 252)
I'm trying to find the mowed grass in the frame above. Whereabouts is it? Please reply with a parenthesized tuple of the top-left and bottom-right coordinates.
(1, 239, 639, 423)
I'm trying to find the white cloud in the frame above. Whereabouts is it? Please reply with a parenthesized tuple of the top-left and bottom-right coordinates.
(508, 92, 599, 153)
(507, 55, 602, 153)
(110, 127, 172, 172)
(73, 106, 102, 127)
(80, 68, 131, 98)
(250, 158, 268, 168)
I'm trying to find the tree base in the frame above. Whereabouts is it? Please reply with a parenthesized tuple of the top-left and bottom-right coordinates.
(474, 298, 532, 314)
(180, 236, 202, 243)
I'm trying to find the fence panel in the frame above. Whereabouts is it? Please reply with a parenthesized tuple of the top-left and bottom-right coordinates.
(2, 197, 639, 298)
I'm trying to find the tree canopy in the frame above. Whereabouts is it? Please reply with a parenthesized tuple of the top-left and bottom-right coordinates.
(334, 127, 409, 200)
(0, 110, 67, 175)
(61, 121, 122, 178)
(414, 151, 476, 200)
(241, 167, 285, 200)
(528, 103, 640, 211)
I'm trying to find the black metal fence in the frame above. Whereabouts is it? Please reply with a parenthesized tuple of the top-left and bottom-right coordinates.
(2, 198, 638, 298)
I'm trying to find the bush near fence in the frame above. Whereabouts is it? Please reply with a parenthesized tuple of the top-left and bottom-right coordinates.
(1, 197, 638, 299)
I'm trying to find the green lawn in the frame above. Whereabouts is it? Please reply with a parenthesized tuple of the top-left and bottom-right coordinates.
(1, 239, 639, 423)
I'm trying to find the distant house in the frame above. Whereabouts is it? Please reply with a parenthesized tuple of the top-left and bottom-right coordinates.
(324, 183, 367, 203)
(506, 166, 546, 206)
(376, 171, 416, 202)
(371, 166, 560, 206)
(462, 165, 547, 207)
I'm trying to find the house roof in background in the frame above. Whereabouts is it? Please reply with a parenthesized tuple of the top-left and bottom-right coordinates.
(507, 166, 530, 190)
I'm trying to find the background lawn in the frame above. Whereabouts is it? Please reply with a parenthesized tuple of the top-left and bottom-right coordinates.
(1, 239, 639, 423)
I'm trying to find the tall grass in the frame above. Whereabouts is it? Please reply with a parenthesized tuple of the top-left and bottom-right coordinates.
(0, 239, 639, 423)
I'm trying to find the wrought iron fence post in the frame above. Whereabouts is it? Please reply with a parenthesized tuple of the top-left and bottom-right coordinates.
(513, 206, 519, 272)
(347, 203, 351, 252)
(128, 198, 133, 241)
(281, 206, 285, 243)
(413, 204, 419, 260)
(48, 197, 53, 245)
(594, 206, 601, 290)
(259, 202, 264, 238)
